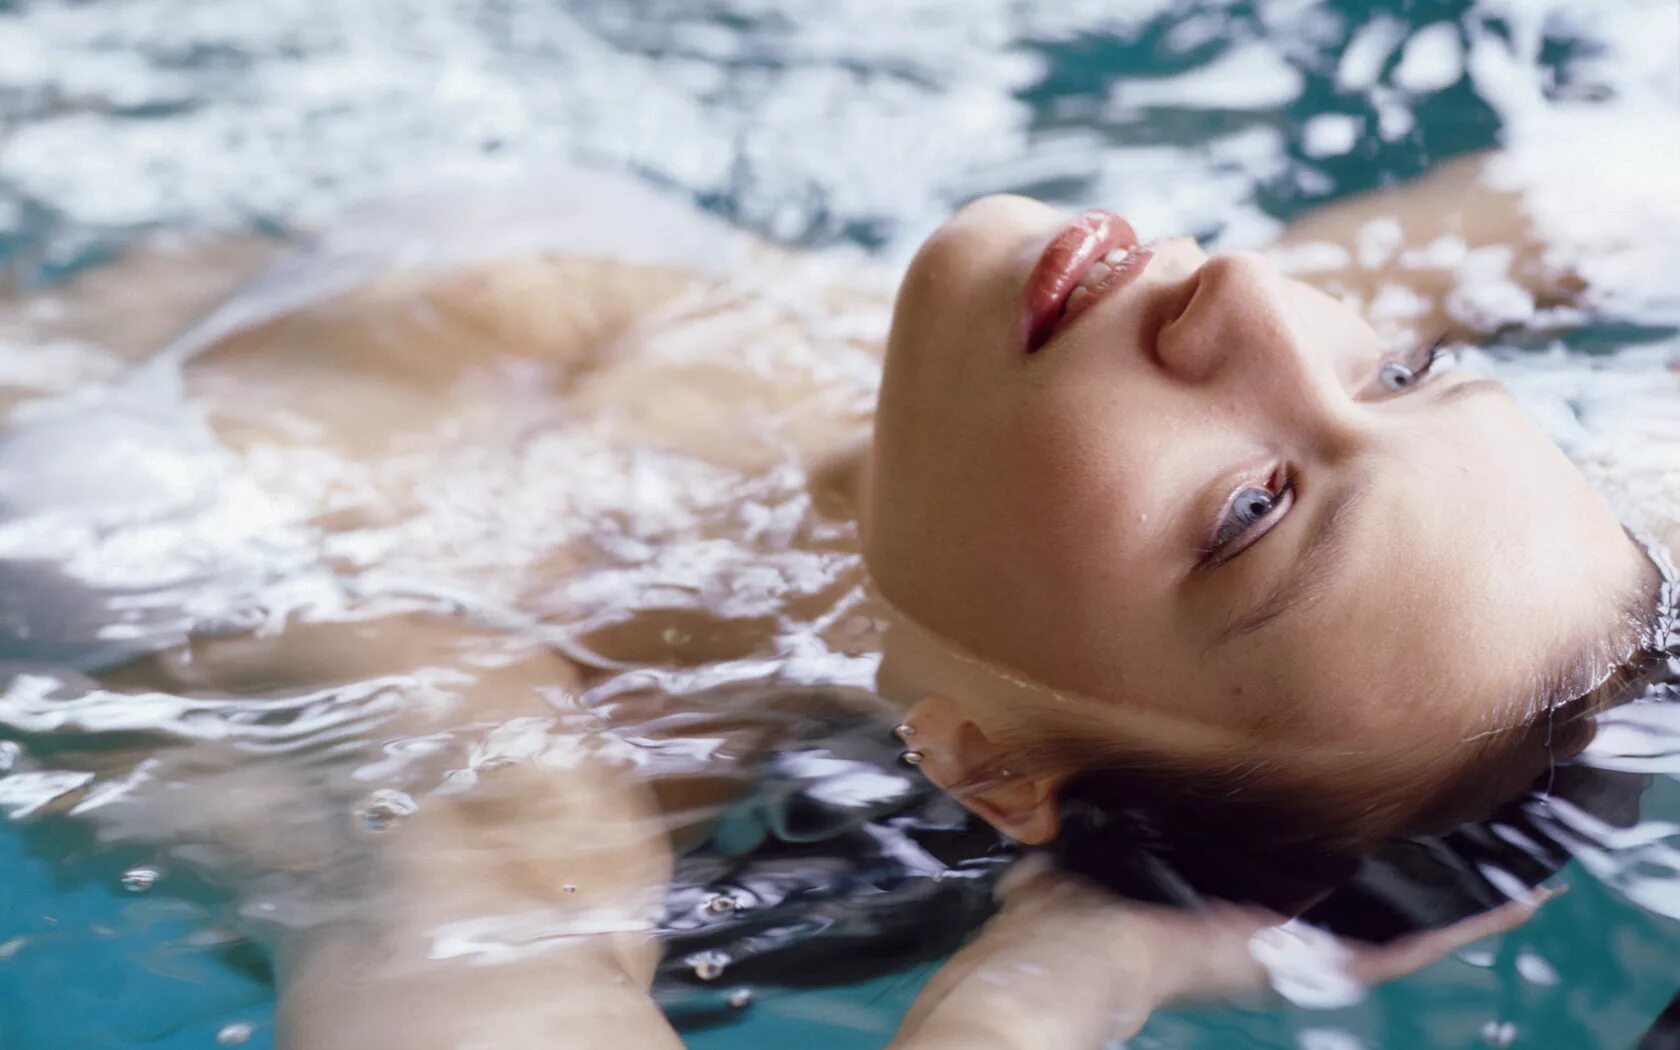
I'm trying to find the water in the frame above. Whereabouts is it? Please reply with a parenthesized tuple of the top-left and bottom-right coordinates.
(2, 1, 1680, 1048)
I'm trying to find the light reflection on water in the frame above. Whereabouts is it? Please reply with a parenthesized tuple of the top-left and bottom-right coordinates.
(0, 2, 1678, 1049)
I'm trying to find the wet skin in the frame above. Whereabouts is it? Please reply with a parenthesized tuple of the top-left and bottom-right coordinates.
(864, 194, 1651, 819)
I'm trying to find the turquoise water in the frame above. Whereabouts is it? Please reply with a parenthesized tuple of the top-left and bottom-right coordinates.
(4, 1, 1680, 1047)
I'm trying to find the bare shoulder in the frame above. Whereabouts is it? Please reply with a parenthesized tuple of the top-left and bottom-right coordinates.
(1264, 152, 1569, 349)
(165, 169, 765, 453)
(186, 166, 759, 372)
(1, 235, 283, 360)
(0, 235, 282, 421)
(4, 165, 754, 375)
(1267, 113, 1680, 351)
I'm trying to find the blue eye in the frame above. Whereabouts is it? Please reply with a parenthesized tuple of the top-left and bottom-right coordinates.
(1376, 336, 1451, 395)
(1213, 485, 1278, 548)
(1379, 360, 1416, 391)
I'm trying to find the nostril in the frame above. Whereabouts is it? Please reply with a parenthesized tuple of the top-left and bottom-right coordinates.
(1148, 266, 1209, 370)
(1162, 267, 1206, 331)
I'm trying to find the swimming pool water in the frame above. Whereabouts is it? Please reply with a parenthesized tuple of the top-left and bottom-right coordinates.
(3, 1, 1679, 1047)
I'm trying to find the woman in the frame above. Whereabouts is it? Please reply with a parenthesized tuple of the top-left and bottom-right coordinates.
(0, 154, 1668, 1047)
(857, 187, 1667, 909)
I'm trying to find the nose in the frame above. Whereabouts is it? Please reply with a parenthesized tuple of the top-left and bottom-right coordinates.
(1153, 251, 1347, 426)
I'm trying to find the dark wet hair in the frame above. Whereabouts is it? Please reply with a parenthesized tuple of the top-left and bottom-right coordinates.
(658, 540, 1675, 1017)
(648, 683, 1015, 1022)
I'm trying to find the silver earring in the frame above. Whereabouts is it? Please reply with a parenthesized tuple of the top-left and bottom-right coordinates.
(898, 749, 925, 767)
(893, 722, 916, 742)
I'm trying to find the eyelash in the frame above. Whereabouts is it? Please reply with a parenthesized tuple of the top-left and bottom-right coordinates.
(1378, 333, 1451, 393)
(1418, 334, 1450, 371)
(1203, 334, 1450, 564)
(1202, 468, 1294, 566)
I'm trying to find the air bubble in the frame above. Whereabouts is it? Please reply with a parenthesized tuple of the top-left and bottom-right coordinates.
(358, 789, 418, 831)
(1515, 951, 1559, 986)
(1481, 1020, 1517, 1048)
(216, 1022, 254, 1046)
(703, 893, 737, 915)
(121, 866, 160, 893)
(687, 950, 730, 981)
(727, 987, 753, 1009)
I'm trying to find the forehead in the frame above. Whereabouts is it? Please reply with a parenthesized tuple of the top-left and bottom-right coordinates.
(882, 393, 1639, 738)
(1196, 434, 1643, 744)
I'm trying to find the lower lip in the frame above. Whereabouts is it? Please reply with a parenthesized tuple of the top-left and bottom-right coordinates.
(1022, 209, 1146, 353)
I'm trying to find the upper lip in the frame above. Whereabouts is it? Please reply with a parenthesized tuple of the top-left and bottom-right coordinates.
(1021, 209, 1140, 352)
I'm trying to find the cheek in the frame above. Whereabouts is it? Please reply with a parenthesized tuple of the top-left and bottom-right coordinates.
(1444, 410, 1612, 571)
(992, 414, 1188, 626)
(1000, 398, 1147, 537)
(1229, 611, 1443, 747)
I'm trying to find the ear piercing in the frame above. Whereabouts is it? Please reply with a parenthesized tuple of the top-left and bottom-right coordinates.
(893, 723, 923, 767)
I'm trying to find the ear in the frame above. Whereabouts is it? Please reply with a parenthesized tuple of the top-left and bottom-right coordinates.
(903, 693, 1064, 845)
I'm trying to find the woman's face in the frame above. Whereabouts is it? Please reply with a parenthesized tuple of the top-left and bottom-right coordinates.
(865, 195, 1650, 764)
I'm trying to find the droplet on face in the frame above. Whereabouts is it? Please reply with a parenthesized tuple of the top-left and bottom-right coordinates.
(562, 882, 578, 894)
(121, 866, 160, 893)
(687, 950, 730, 981)
(358, 789, 418, 831)
(216, 1022, 255, 1046)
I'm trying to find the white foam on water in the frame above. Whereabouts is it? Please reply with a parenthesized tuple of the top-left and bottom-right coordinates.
(1109, 41, 1306, 111)
(1301, 114, 1363, 158)
(1337, 16, 1408, 92)
(0, 5, 1676, 1049)
(1393, 22, 1464, 93)
(3, 0, 1667, 276)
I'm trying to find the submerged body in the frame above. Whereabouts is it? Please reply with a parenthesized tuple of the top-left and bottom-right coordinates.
(0, 158, 1677, 1046)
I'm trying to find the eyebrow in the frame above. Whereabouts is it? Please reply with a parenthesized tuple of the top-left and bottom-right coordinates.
(1432, 376, 1502, 407)
(1215, 483, 1367, 646)
(1208, 377, 1498, 647)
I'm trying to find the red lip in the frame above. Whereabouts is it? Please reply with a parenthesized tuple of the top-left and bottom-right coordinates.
(1022, 209, 1149, 353)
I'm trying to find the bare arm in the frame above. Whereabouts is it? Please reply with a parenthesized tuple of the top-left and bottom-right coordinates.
(887, 873, 1174, 1050)
(888, 866, 1550, 1050)
(275, 745, 686, 1050)
(1270, 115, 1680, 355)
(125, 613, 686, 1050)
(1266, 152, 1575, 352)
(287, 627, 680, 1050)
